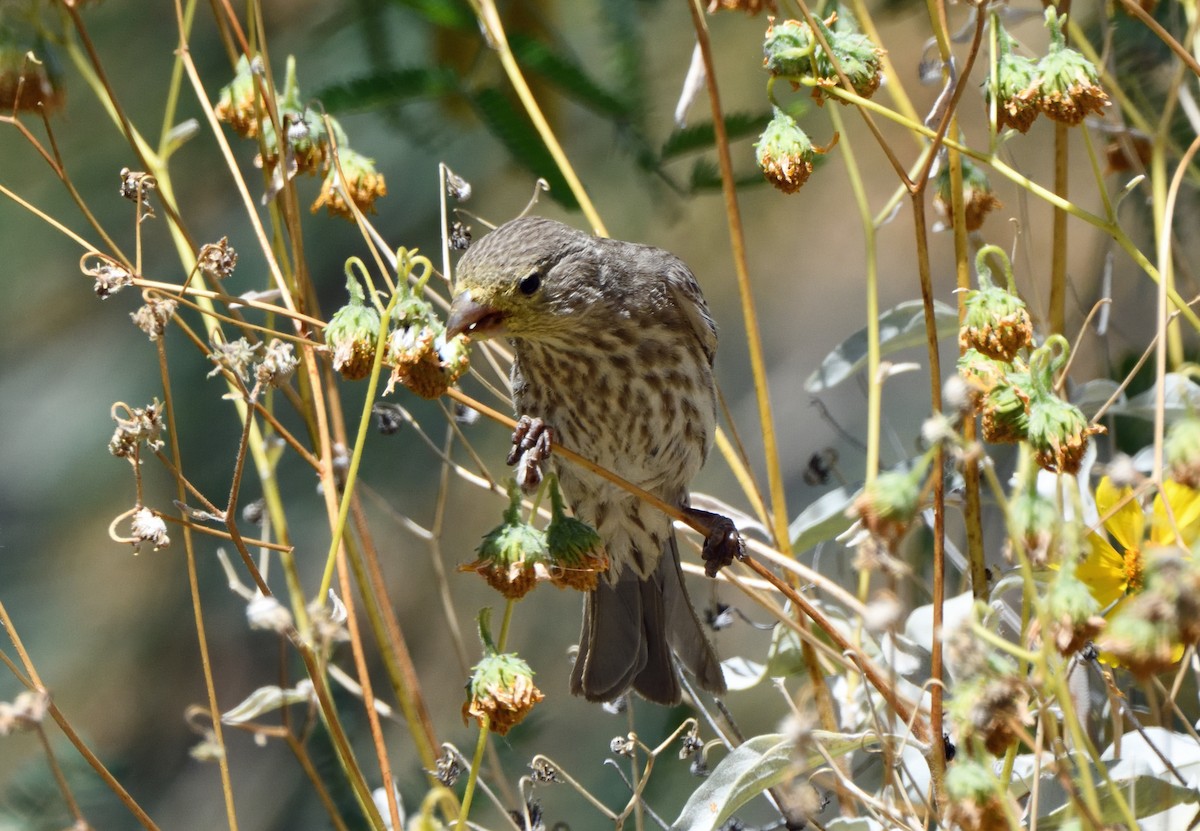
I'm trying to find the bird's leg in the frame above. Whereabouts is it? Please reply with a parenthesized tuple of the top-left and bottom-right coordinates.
(684, 507, 744, 578)
(507, 415, 553, 493)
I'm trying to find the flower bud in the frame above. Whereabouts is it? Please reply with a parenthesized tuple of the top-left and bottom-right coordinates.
(990, 26, 1039, 134)
(1033, 10, 1109, 126)
(936, 158, 1003, 232)
(325, 276, 381, 381)
(762, 19, 815, 78)
(459, 483, 548, 599)
(312, 147, 388, 219)
(545, 478, 609, 591)
(755, 108, 814, 193)
(1166, 415, 1200, 488)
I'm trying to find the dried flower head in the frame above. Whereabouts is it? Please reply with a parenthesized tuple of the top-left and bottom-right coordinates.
(208, 337, 262, 384)
(450, 221, 472, 251)
(936, 158, 1003, 232)
(130, 296, 177, 341)
(386, 324, 471, 400)
(755, 108, 815, 193)
(198, 237, 238, 281)
(130, 507, 170, 553)
(762, 18, 815, 78)
(545, 477, 609, 591)
(990, 26, 1039, 134)
(1033, 10, 1109, 126)
(215, 55, 262, 138)
(255, 339, 299, 388)
(325, 276, 381, 381)
(312, 148, 388, 219)
(959, 248, 1032, 362)
(246, 594, 294, 633)
(109, 400, 165, 459)
(459, 482, 548, 599)
(963, 675, 1031, 755)
(83, 253, 134, 299)
(807, 15, 884, 105)
(463, 610, 544, 735)
(0, 690, 50, 736)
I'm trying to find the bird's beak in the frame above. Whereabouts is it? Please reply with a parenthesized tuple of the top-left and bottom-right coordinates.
(446, 291, 507, 340)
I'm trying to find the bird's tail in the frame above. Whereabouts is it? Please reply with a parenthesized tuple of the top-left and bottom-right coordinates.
(570, 535, 726, 705)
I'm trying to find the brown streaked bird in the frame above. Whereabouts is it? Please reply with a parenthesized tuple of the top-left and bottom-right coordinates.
(446, 216, 738, 705)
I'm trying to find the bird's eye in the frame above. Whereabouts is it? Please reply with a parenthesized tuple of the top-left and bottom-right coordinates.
(518, 271, 542, 296)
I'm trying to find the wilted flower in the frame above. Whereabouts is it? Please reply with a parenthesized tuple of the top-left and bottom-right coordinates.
(312, 147, 388, 219)
(1024, 340, 1103, 475)
(936, 158, 1003, 232)
(755, 108, 815, 193)
(958, 250, 1032, 362)
(386, 324, 470, 400)
(962, 674, 1031, 755)
(198, 237, 238, 281)
(459, 482, 548, 599)
(989, 26, 1039, 134)
(83, 253, 133, 299)
(130, 296, 177, 341)
(1097, 592, 1179, 679)
(325, 276, 381, 381)
(214, 55, 262, 138)
(208, 337, 262, 384)
(807, 15, 884, 105)
(1033, 9, 1109, 126)
(255, 339, 299, 388)
(462, 610, 544, 735)
(130, 507, 170, 553)
(109, 400, 165, 459)
(545, 477, 609, 591)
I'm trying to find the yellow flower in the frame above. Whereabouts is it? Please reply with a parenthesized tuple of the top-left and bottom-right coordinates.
(1075, 476, 1200, 667)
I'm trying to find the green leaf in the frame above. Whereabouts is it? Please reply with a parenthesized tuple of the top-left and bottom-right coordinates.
(671, 732, 882, 830)
(469, 88, 578, 210)
(789, 483, 858, 553)
(508, 32, 630, 119)
(804, 299, 959, 392)
(386, 0, 475, 29)
(688, 158, 769, 192)
(660, 112, 775, 160)
(317, 67, 460, 114)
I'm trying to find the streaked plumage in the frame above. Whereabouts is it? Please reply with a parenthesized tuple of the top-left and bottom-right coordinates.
(446, 217, 726, 704)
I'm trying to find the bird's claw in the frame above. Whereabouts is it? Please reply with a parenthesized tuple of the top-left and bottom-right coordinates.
(507, 415, 553, 493)
(685, 507, 744, 578)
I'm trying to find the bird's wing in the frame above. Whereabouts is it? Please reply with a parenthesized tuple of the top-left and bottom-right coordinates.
(665, 265, 718, 366)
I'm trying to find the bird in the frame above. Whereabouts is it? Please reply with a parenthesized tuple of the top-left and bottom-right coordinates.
(445, 216, 738, 705)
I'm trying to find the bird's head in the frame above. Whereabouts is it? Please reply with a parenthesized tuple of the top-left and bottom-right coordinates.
(445, 217, 599, 343)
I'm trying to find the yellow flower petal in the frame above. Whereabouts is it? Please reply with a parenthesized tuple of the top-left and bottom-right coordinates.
(1077, 533, 1127, 609)
(1152, 480, 1200, 547)
(1096, 477, 1144, 552)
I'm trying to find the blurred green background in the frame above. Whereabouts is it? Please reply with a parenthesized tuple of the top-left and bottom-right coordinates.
(0, 0, 1145, 828)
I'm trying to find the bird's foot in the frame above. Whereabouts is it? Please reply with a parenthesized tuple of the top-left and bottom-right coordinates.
(684, 507, 745, 578)
(507, 415, 553, 493)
